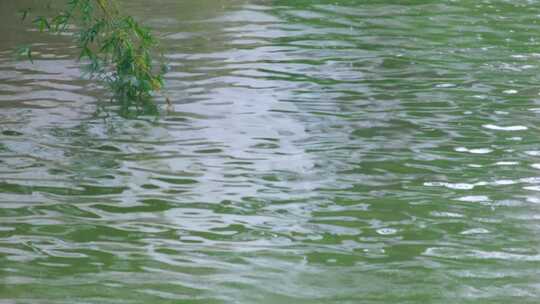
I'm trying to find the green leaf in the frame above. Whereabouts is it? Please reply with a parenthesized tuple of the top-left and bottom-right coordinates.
(33, 16, 51, 32)
(15, 46, 33, 63)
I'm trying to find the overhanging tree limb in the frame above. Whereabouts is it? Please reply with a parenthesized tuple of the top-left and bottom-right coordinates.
(20, 0, 166, 110)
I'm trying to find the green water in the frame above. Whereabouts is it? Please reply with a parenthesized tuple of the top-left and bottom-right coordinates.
(1, 0, 540, 303)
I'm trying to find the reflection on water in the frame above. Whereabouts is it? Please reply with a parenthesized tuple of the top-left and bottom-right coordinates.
(1, 0, 540, 302)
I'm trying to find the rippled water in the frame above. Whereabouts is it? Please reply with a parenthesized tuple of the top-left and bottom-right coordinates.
(1, 0, 540, 302)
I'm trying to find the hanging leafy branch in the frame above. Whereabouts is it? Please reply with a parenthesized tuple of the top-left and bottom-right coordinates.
(19, 0, 166, 109)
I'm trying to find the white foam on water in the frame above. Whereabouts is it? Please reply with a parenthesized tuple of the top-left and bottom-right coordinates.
(503, 89, 518, 94)
(482, 124, 528, 131)
(495, 161, 518, 166)
(456, 195, 489, 202)
(470, 148, 493, 154)
(524, 186, 540, 191)
(424, 182, 476, 190)
(461, 228, 490, 235)
(436, 83, 456, 88)
(468, 164, 483, 168)
(526, 197, 540, 204)
(531, 164, 540, 169)
(455, 147, 493, 154)
(520, 177, 540, 183)
(376, 228, 397, 235)
(430, 211, 464, 218)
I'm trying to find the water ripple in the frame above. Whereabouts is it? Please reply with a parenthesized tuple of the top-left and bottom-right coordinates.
(1, 0, 540, 302)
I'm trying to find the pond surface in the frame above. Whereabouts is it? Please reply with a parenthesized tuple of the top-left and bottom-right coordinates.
(1, 0, 540, 303)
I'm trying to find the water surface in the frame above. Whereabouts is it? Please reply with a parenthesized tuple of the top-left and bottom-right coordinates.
(1, 0, 540, 303)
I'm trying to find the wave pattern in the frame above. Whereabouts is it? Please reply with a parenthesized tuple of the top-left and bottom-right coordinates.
(1, 0, 540, 302)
